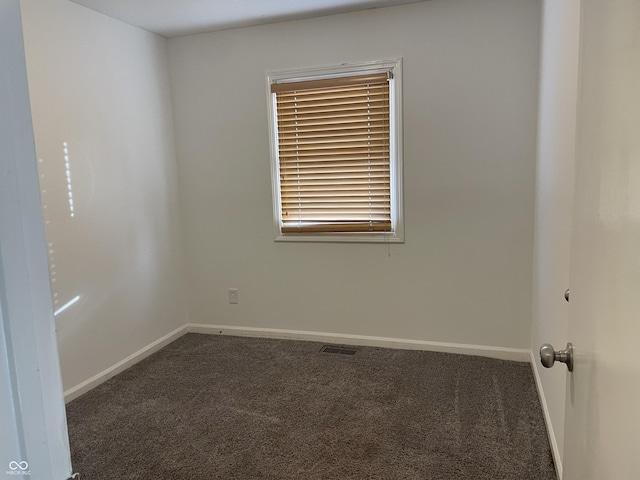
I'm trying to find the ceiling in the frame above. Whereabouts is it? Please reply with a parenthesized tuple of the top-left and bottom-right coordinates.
(68, 0, 428, 38)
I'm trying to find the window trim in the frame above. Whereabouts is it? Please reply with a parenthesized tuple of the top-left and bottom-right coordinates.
(266, 59, 404, 243)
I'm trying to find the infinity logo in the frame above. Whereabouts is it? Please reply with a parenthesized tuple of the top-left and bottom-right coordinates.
(8, 461, 28, 471)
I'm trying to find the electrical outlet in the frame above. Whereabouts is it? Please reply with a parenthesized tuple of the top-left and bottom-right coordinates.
(228, 288, 238, 304)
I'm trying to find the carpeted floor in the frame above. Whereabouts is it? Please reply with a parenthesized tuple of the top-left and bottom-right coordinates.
(66, 333, 556, 479)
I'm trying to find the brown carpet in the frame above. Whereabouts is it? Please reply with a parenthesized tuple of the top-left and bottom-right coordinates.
(66, 333, 556, 479)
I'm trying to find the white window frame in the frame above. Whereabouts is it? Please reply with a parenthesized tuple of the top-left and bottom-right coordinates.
(266, 59, 404, 243)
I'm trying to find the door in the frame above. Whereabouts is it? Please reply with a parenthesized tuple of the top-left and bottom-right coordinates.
(0, 0, 72, 478)
(562, 0, 640, 478)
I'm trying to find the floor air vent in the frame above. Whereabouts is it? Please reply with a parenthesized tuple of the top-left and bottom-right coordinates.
(320, 345, 358, 356)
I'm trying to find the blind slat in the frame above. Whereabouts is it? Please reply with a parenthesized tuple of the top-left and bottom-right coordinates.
(277, 119, 388, 129)
(280, 163, 389, 170)
(278, 111, 388, 120)
(282, 200, 391, 205)
(275, 83, 388, 99)
(277, 99, 389, 111)
(278, 135, 388, 144)
(281, 170, 389, 177)
(282, 216, 390, 221)
(282, 221, 391, 233)
(282, 216, 391, 223)
(281, 188, 390, 196)
(281, 181, 390, 189)
(276, 92, 389, 108)
(278, 124, 388, 136)
(278, 135, 389, 146)
(280, 166, 389, 173)
(282, 199, 391, 206)
(280, 176, 390, 183)
(277, 120, 387, 130)
(279, 148, 388, 157)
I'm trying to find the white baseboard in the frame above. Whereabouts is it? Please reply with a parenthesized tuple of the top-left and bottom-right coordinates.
(63, 325, 188, 403)
(63, 323, 530, 403)
(187, 323, 530, 362)
(529, 350, 563, 479)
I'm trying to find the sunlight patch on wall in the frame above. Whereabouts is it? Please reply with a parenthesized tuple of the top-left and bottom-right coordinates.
(63, 142, 75, 218)
(53, 296, 80, 317)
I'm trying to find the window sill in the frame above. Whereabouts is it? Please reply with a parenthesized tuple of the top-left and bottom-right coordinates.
(274, 232, 404, 244)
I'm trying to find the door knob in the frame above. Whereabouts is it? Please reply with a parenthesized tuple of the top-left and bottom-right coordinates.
(565, 289, 570, 302)
(540, 342, 574, 372)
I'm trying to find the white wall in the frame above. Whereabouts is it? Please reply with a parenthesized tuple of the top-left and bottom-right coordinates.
(20, 0, 187, 393)
(168, 0, 540, 348)
(531, 0, 581, 476)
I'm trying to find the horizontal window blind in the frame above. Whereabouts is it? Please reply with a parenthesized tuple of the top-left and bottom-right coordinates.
(272, 72, 392, 234)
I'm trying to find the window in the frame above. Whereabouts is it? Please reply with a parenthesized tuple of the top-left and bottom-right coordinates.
(266, 59, 403, 243)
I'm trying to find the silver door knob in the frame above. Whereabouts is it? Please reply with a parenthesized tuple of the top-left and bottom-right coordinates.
(540, 342, 574, 372)
(564, 289, 570, 302)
